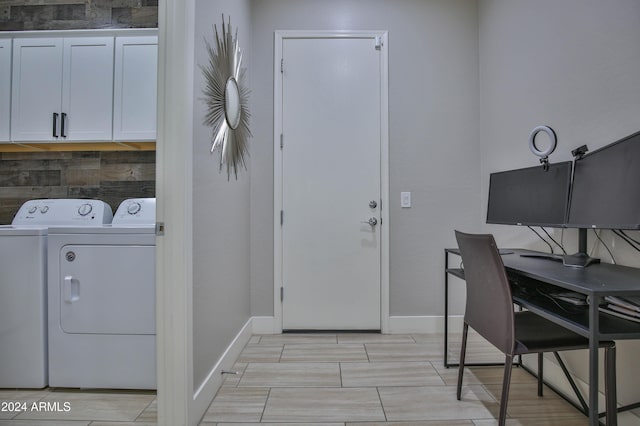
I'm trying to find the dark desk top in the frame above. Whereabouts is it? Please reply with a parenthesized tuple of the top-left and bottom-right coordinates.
(501, 249, 640, 297)
(447, 248, 640, 297)
(446, 247, 640, 338)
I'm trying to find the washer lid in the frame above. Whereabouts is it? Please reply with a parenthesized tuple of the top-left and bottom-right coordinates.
(47, 224, 156, 234)
(0, 225, 48, 236)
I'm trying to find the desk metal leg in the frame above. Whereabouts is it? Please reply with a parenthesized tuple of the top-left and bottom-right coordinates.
(444, 250, 450, 367)
(605, 344, 617, 426)
(588, 297, 599, 426)
(589, 296, 616, 426)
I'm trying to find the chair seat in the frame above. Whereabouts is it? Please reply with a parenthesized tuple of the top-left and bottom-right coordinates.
(513, 311, 614, 354)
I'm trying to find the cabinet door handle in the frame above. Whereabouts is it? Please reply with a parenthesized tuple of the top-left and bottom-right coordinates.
(52, 112, 59, 138)
(61, 113, 67, 138)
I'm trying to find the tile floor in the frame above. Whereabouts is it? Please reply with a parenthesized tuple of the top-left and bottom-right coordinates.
(0, 332, 595, 425)
(0, 388, 156, 425)
(199, 332, 591, 425)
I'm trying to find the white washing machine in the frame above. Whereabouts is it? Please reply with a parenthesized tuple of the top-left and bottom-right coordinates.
(47, 198, 156, 389)
(0, 199, 112, 388)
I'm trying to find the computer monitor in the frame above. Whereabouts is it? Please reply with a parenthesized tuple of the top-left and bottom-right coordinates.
(486, 161, 572, 227)
(566, 130, 640, 230)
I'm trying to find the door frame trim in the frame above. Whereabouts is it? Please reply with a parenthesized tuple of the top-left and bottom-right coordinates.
(273, 30, 390, 333)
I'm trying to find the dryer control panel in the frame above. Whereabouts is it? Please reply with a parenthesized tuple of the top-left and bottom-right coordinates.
(112, 198, 156, 225)
(12, 199, 113, 226)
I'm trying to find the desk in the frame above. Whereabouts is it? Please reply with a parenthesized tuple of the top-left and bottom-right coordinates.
(444, 248, 640, 426)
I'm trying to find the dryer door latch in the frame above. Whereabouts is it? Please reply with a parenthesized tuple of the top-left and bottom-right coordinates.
(64, 276, 80, 303)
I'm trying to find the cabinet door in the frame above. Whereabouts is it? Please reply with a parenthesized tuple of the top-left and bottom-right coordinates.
(62, 37, 114, 141)
(0, 39, 11, 142)
(113, 36, 158, 141)
(11, 38, 63, 142)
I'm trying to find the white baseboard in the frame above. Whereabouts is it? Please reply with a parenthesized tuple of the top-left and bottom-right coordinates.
(251, 316, 281, 334)
(191, 318, 254, 425)
(248, 315, 466, 335)
(387, 315, 464, 334)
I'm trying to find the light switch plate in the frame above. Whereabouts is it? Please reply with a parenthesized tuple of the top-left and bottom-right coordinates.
(401, 192, 411, 208)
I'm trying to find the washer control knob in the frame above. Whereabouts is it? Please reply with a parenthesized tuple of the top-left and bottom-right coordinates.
(78, 203, 93, 216)
(127, 202, 142, 215)
(40, 206, 49, 214)
(28, 206, 38, 214)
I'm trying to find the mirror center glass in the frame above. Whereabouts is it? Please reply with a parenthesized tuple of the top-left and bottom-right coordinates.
(224, 77, 242, 130)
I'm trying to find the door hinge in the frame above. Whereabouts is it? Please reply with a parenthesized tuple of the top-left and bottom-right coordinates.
(280, 58, 284, 73)
(375, 36, 383, 50)
(155, 222, 165, 236)
(280, 210, 284, 225)
(280, 286, 284, 302)
(280, 133, 283, 149)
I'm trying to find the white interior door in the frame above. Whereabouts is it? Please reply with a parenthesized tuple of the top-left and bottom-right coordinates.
(279, 35, 386, 330)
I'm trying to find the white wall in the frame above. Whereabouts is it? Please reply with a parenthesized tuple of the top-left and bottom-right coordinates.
(192, 0, 252, 393)
(158, 1, 253, 423)
(249, 0, 481, 319)
(479, 0, 640, 250)
(478, 0, 640, 419)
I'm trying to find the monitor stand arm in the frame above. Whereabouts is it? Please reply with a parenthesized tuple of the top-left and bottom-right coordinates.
(563, 228, 600, 268)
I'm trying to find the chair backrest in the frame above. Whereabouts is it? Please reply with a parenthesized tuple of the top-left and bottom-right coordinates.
(455, 230, 515, 354)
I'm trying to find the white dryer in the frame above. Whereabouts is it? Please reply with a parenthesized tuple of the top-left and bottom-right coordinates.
(0, 199, 112, 388)
(47, 198, 156, 389)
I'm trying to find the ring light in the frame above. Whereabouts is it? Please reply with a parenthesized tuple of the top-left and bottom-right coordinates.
(529, 125, 557, 158)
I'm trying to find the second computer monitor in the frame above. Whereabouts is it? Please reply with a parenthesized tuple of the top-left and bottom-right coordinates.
(567, 131, 640, 230)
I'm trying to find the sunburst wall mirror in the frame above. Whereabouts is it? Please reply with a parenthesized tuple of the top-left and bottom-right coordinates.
(201, 15, 251, 179)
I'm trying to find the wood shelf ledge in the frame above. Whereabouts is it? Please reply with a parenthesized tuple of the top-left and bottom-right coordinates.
(0, 142, 156, 152)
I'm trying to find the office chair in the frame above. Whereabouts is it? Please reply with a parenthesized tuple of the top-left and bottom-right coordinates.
(454, 230, 616, 426)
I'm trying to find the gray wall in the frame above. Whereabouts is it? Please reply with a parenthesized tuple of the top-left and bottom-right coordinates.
(192, 0, 252, 391)
(478, 0, 640, 413)
(249, 0, 481, 317)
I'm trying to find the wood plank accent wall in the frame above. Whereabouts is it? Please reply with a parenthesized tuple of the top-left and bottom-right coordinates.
(0, 150, 155, 224)
(0, 0, 158, 31)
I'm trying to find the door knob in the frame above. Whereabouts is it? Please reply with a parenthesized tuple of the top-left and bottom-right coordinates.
(361, 217, 378, 226)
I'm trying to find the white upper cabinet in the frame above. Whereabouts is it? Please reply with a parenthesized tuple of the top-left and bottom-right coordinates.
(11, 37, 114, 142)
(62, 37, 114, 141)
(0, 39, 11, 142)
(113, 36, 158, 141)
(11, 38, 64, 142)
